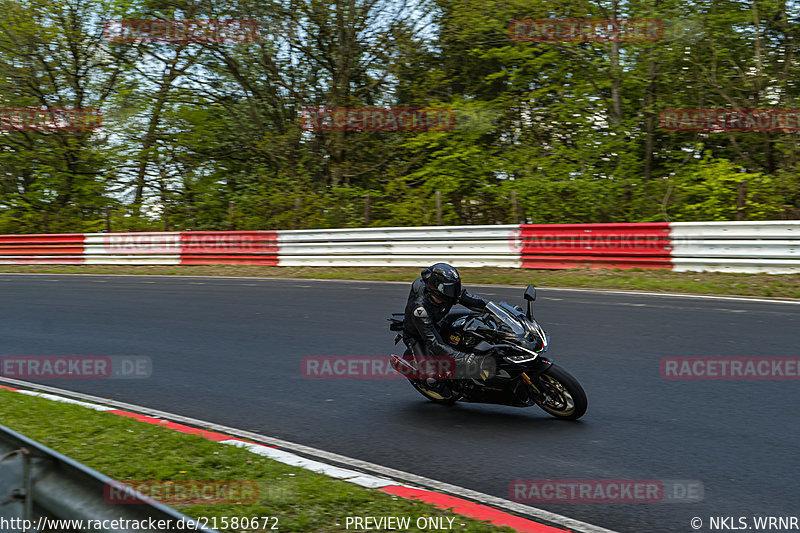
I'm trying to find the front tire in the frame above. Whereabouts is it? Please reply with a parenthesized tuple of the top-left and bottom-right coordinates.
(531, 364, 587, 420)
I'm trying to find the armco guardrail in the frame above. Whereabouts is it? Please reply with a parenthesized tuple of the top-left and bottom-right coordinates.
(0, 221, 798, 273)
(513, 223, 673, 269)
(0, 233, 85, 263)
(670, 221, 800, 273)
(0, 423, 218, 533)
(279, 226, 519, 267)
(84, 231, 280, 265)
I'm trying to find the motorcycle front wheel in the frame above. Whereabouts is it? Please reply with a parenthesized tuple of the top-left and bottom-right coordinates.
(531, 364, 587, 420)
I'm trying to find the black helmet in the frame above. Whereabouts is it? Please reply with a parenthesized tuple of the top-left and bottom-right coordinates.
(421, 262, 461, 304)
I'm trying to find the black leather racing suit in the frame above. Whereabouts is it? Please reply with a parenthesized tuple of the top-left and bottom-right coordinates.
(402, 277, 487, 366)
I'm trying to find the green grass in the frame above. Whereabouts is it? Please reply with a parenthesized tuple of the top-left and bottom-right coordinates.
(0, 390, 515, 533)
(1, 264, 799, 299)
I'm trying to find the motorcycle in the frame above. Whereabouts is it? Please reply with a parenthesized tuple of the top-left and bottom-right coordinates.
(388, 285, 587, 420)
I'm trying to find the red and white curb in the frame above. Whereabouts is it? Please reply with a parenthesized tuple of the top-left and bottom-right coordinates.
(0, 380, 618, 533)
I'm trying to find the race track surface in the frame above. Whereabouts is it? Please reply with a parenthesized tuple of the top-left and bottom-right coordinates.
(2, 274, 798, 533)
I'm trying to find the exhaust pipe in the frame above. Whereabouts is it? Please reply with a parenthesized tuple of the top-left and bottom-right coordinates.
(389, 354, 417, 377)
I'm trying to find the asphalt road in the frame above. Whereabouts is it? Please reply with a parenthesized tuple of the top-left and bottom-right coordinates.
(1, 274, 798, 533)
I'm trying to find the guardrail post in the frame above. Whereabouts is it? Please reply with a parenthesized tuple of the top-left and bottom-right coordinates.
(0, 448, 32, 532)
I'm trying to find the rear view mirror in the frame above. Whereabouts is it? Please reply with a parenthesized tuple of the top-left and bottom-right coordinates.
(524, 285, 536, 302)
(523, 285, 536, 319)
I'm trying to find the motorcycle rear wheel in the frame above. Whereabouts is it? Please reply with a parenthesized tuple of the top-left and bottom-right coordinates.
(409, 377, 460, 404)
(403, 348, 460, 404)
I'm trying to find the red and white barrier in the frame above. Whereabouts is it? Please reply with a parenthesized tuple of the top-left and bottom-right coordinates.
(1, 222, 798, 273)
(513, 223, 672, 270)
(0, 233, 85, 264)
(278, 226, 519, 267)
(83, 231, 279, 265)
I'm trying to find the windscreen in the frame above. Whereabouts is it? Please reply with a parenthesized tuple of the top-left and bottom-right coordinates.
(486, 301, 525, 335)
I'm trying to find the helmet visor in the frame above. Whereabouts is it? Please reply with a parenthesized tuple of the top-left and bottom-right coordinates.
(437, 281, 461, 299)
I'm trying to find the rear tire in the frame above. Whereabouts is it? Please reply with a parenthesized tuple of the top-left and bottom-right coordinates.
(402, 348, 459, 404)
(409, 378, 460, 404)
(531, 364, 587, 420)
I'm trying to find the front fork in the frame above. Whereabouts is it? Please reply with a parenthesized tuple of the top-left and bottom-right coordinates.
(518, 357, 553, 403)
(521, 356, 553, 382)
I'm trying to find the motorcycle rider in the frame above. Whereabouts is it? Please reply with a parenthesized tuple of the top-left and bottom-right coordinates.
(403, 262, 495, 385)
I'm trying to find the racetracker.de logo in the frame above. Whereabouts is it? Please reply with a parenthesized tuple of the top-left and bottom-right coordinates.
(0, 107, 102, 131)
(103, 19, 259, 44)
(104, 480, 258, 505)
(509, 479, 703, 503)
(661, 357, 800, 380)
(300, 107, 456, 132)
(301, 355, 494, 380)
(0, 355, 151, 379)
(506, 231, 672, 254)
(509, 18, 663, 42)
(659, 108, 800, 132)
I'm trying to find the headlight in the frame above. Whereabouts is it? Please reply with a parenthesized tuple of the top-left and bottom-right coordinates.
(503, 344, 540, 363)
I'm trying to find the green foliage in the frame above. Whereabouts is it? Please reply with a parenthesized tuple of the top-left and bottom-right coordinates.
(0, 0, 798, 233)
(667, 156, 785, 221)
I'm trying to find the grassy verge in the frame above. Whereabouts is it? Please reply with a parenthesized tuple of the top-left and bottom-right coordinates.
(1, 264, 799, 299)
(0, 389, 516, 533)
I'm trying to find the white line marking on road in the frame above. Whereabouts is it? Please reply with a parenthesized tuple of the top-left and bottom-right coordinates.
(531, 286, 800, 305)
(2, 272, 796, 306)
(0, 377, 618, 533)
